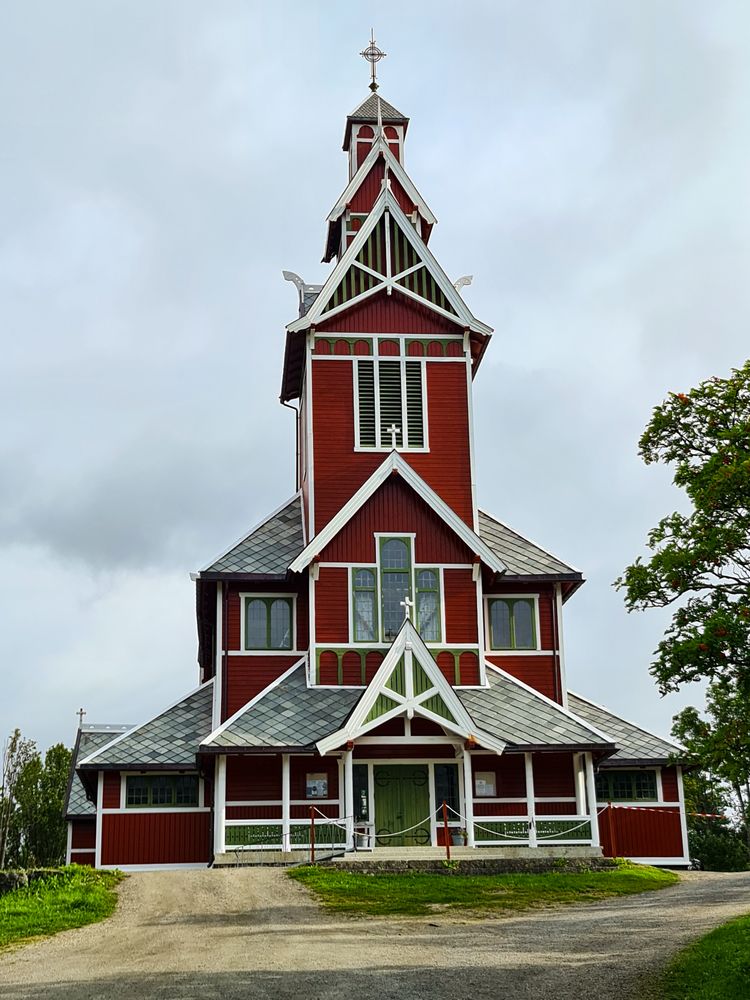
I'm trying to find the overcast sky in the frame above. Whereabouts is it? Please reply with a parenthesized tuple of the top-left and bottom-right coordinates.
(2, 1, 748, 753)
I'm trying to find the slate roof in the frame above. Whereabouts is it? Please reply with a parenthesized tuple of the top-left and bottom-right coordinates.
(202, 663, 360, 750)
(79, 682, 214, 768)
(348, 93, 408, 122)
(65, 726, 133, 816)
(201, 495, 304, 575)
(459, 668, 614, 750)
(478, 509, 581, 578)
(568, 693, 682, 764)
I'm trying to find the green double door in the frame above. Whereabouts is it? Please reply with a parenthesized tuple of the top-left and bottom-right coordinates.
(373, 765, 431, 846)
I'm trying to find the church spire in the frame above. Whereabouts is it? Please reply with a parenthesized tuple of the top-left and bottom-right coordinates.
(360, 29, 386, 92)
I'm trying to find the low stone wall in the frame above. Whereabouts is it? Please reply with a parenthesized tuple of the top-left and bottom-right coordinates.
(0, 868, 68, 896)
(326, 857, 618, 875)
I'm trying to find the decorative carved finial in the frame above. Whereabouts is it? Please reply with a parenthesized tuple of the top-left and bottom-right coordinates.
(77, 707, 86, 729)
(360, 29, 386, 92)
(453, 275, 473, 293)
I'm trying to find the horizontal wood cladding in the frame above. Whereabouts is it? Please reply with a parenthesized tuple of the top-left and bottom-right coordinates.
(353, 744, 455, 759)
(319, 477, 473, 564)
(224, 656, 301, 720)
(290, 756, 339, 800)
(100, 812, 210, 866)
(227, 755, 281, 801)
(443, 569, 478, 643)
(535, 801, 577, 815)
(531, 753, 575, 797)
(312, 360, 473, 533)
(71, 820, 96, 850)
(315, 567, 349, 643)
(316, 289, 459, 335)
(487, 656, 560, 703)
(600, 805, 684, 859)
(472, 753, 526, 798)
(227, 805, 281, 820)
(661, 766, 679, 802)
(226, 582, 309, 651)
(103, 772, 120, 809)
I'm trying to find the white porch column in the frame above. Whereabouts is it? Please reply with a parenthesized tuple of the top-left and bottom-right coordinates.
(584, 752, 601, 848)
(281, 754, 291, 852)
(462, 750, 476, 847)
(676, 766, 690, 863)
(574, 752, 587, 815)
(214, 755, 227, 856)
(344, 749, 355, 850)
(525, 752, 537, 848)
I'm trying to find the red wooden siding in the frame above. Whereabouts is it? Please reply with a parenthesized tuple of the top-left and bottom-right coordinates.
(103, 772, 120, 809)
(319, 477, 473, 564)
(600, 805, 684, 859)
(315, 567, 349, 642)
(443, 569, 478, 643)
(226, 755, 281, 801)
(353, 744, 455, 759)
(532, 753, 575, 797)
(71, 819, 95, 850)
(662, 767, 679, 802)
(350, 160, 388, 214)
(487, 656, 560, 702)
(100, 812, 210, 866)
(471, 753, 526, 799)
(290, 756, 339, 800)
(224, 656, 301, 719)
(485, 586, 555, 650)
(316, 289, 459, 335)
(226, 584, 308, 651)
(312, 359, 473, 532)
(411, 718, 447, 736)
(227, 805, 281, 820)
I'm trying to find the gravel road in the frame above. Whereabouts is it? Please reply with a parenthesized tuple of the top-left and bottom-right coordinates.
(0, 868, 748, 1000)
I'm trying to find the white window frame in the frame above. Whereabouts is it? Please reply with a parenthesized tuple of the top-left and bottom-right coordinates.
(483, 594, 542, 653)
(239, 593, 297, 653)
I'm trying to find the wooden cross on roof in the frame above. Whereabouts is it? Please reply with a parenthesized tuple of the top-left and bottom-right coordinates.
(360, 29, 386, 92)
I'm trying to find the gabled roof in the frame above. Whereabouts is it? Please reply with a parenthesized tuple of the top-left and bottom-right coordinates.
(200, 660, 360, 751)
(460, 666, 616, 752)
(324, 138, 436, 262)
(568, 692, 683, 765)
(65, 725, 133, 817)
(316, 621, 506, 755)
(198, 495, 304, 578)
(288, 452, 506, 576)
(287, 188, 492, 337)
(78, 681, 214, 769)
(478, 509, 581, 580)
(343, 93, 409, 149)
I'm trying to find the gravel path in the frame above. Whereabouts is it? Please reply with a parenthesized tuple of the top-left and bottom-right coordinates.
(0, 868, 748, 1000)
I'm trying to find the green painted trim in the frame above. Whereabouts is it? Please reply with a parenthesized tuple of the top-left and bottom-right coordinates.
(352, 567, 378, 644)
(125, 774, 199, 809)
(487, 597, 537, 651)
(244, 596, 293, 651)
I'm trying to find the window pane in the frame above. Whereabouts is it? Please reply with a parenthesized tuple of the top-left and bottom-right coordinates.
(612, 773, 632, 800)
(354, 569, 375, 589)
(416, 569, 437, 590)
(513, 600, 535, 649)
(382, 571, 410, 640)
(270, 599, 292, 649)
(246, 599, 267, 648)
(633, 772, 657, 800)
(126, 777, 149, 807)
(595, 774, 609, 800)
(150, 776, 172, 806)
(490, 600, 511, 648)
(354, 590, 377, 641)
(434, 764, 459, 812)
(417, 591, 439, 641)
(174, 776, 199, 806)
(381, 538, 409, 569)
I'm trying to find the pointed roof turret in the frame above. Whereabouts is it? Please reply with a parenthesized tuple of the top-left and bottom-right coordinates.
(343, 93, 410, 151)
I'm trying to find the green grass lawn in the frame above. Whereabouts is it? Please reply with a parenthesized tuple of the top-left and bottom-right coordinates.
(288, 860, 677, 916)
(0, 865, 123, 950)
(657, 913, 750, 1000)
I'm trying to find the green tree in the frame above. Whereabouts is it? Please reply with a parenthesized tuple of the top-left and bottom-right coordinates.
(0, 730, 37, 868)
(616, 361, 750, 695)
(12, 743, 72, 867)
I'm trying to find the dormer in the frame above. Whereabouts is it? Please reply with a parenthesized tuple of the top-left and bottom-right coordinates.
(343, 93, 409, 179)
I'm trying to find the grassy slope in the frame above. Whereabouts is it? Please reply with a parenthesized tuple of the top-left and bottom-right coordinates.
(289, 862, 677, 916)
(0, 865, 122, 950)
(658, 914, 750, 1000)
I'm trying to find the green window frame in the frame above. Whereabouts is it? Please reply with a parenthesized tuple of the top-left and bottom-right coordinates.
(594, 770, 658, 802)
(380, 537, 412, 642)
(125, 774, 199, 808)
(244, 597, 293, 650)
(488, 597, 537, 650)
(352, 568, 378, 643)
(415, 568, 441, 642)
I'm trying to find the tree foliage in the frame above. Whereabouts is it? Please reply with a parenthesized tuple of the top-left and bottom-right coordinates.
(0, 733, 72, 869)
(616, 360, 750, 694)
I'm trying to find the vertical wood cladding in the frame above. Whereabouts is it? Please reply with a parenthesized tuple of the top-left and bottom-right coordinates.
(487, 656, 560, 702)
(316, 290, 459, 335)
(103, 772, 120, 809)
(350, 160, 387, 213)
(71, 819, 96, 850)
(661, 767, 679, 802)
(443, 570, 478, 643)
(319, 477, 473, 563)
(312, 359, 473, 532)
(226, 755, 281, 801)
(100, 812, 210, 866)
(531, 753, 575, 797)
(315, 567, 350, 643)
(224, 657, 302, 719)
(600, 805, 684, 859)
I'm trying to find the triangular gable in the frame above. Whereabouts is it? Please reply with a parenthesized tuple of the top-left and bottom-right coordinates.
(288, 189, 492, 336)
(287, 451, 506, 575)
(316, 620, 505, 755)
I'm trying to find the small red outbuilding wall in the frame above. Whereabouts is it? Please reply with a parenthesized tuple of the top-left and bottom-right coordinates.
(600, 805, 685, 860)
(100, 812, 211, 866)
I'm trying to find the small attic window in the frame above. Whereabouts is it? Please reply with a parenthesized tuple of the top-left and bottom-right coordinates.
(243, 597, 294, 650)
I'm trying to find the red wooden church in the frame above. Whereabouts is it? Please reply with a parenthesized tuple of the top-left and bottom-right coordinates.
(64, 54, 690, 871)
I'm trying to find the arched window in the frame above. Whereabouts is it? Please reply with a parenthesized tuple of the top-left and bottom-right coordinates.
(416, 569, 441, 642)
(353, 569, 377, 642)
(380, 537, 411, 641)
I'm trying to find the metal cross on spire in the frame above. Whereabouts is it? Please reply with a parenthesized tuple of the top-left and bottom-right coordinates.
(360, 29, 386, 92)
(77, 707, 86, 729)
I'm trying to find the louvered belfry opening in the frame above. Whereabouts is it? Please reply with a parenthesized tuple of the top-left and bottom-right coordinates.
(356, 358, 425, 450)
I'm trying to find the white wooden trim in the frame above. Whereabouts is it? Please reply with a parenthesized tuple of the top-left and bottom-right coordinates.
(463, 751, 475, 848)
(676, 766, 690, 861)
(102, 808, 211, 815)
(281, 754, 291, 852)
(483, 594, 542, 653)
(554, 583, 568, 709)
(99, 863, 208, 872)
(584, 752, 600, 848)
(226, 650, 305, 657)
(305, 333, 315, 536)
(620, 857, 692, 867)
(238, 592, 297, 653)
(214, 755, 226, 855)
(525, 753, 537, 848)
(65, 821, 72, 865)
(213, 582, 223, 729)
(95, 771, 103, 869)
